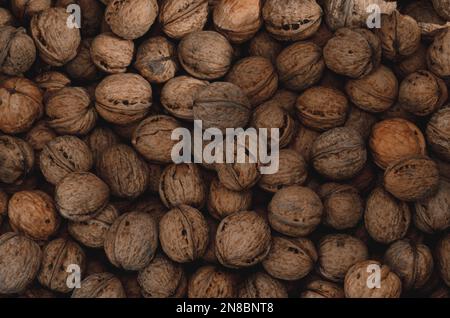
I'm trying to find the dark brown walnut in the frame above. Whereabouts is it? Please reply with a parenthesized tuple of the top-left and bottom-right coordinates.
(348, 162, 377, 194)
(40, 136, 93, 185)
(72, 273, 126, 298)
(8, 190, 60, 241)
(0, 233, 42, 295)
(137, 254, 187, 298)
(344, 260, 402, 298)
(369, 118, 426, 169)
(381, 103, 418, 122)
(216, 210, 271, 268)
(296, 86, 349, 131)
(427, 107, 450, 162)
(318, 183, 363, 230)
(105, 0, 158, 40)
(161, 76, 209, 120)
(159, 163, 205, 209)
(288, 124, 320, 163)
(238, 272, 287, 298)
(262, 236, 317, 281)
(132, 115, 182, 163)
(309, 22, 333, 48)
(394, 44, 428, 78)
(120, 274, 142, 298)
(0, 8, 14, 26)
(276, 41, 325, 92)
(437, 234, 450, 287)
(68, 204, 119, 249)
(384, 239, 434, 291)
(83, 126, 119, 164)
(201, 216, 219, 264)
(11, 0, 51, 22)
(0, 135, 34, 185)
(188, 265, 236, 298)
(0, 26, 36, 76)
(90, 32, 134, 74)
(213, 0, 262, 44)
(178, 31, 234, 80)
(432, 0, 450, 21)
(300, 280, 344, 298)
(318, 234, 368, 282)
(97, 144, 149, 199)
(427, 28, 450, 80)
(95, 73, 152, 125)
(344, 107, 377, 141)
(30, 7, 81, 66)
(404, 0, 450, 39)
(248, 31, 282, 64)
(384, 156, 440, 202)
(65, 38, 99, 82)
(0, 77, 43, 134)
(159, 205, 209, 263)
(55, 172, 110, 222)
(345, 65, 398, 113)
(262, 0, 322, 41)
(34, 71, 71, 98)
(364, 187, 411, 244)
(55, 0, 102, 37)
(104, 211, 158, 271)
(193, 82, 251, 131)
(323, 28, 381, 78)
(0, 190, 7, 226)
(262, 89, 298, 115)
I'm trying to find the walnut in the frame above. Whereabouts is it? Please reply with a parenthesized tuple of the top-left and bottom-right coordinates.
(301, 279, 344, 298)
(436, 234, 450, 287)
(188, 265, 237, 298)
(0, 26, 36, 76)
(34, 71, 71, 98)
(427, 28, 450, 81)
(403, 0, 450, 39)
(90, 32, 134, 74)
(0, 136, 34, 185)
(83, 126, 119, 164)
(248, 31, 282, 64)
(72, 273, 126, 298)
(0, 8, 14, 26)
(427, 107, 450, 162)
(394, 44, 428, 78)
(288, 124, 320, 163)
(131, 196, 167, 225)
(55, 0, 103, 37)
(238, 272, 288, 298)
(344, 107, 377, 141)
(11, 0, 51, 22)
(145, 165, 164, 194)
(0, 190, 7, 226)
(432, 0, 450, 21)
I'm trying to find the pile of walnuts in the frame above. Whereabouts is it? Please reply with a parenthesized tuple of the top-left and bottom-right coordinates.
(0, 0, 450, 299)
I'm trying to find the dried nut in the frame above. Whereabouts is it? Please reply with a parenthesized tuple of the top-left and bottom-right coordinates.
(0, 8, 14, 26)
(344, 107, 377, 141)
(11, 0, 51, 21)
(317, 234, 368, 282)
(104, 211, 158, 271)
(38, 238, 86, 293)
(262, 236, 317, 281)
(248, 31, 282, 64)
(72, 273, 126, 298)
(301, 280, 344, 298)
(288, 124, 320, 163)
(83, 126, 119, 164)
(188, 265, 236, 298)
(427, 107, 450, 162)
(428, 27, 450, 80)
(131, 197, 167, 225)
(394, 44, 428, 78)
(91, 32, 134, 74)
(0, 233, 42, 294)
(65, 38, 99, 82)
(404, 1, 450, 39)
(34, 71, 71, 97)
(436, 234, 450, 287)
(238, 272, 287, 298)
(55, 172, 110, 222)
(0, 135, 34, 184)
(216, 210, 271, 268)
(268, 185, 323, 237)
(55, 0, 103, 37)
(137, 254, 187, 298)
(364, 187, 411, 244)
(25, 122, 56, 159)
(432, 0, 450, 21)
(0, 26, 36, 75)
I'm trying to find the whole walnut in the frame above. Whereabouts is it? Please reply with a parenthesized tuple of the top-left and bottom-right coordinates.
(262, 0, 322, 41)
(369, 118, 426, 169)
(0, 8, 14, 26)
(0, 135, 34, 185)
(384, 239, 434, 290)
(131, 197, 167, 225)
(262, 236, 317, 281)
(427, 107, 450, 162)
(0, 77, 43, 134)
(432, 0, 450, 20)
(238, 272, 287, 298)
(11, 0, 51, 21)
(436, 234, 450, 287)
(394, 44, 428, 78)
(68, 204, 119, 249)
(90, 32, 134, 74)
(104, 211, 158, 271)
(345, 65, 398, 113)
(344, 260, 402, 298)
(72, 273, 126, 298)
(38, 238, 86, 293)
(264, 89, 298, 114)
(404, 0, 450, 39)
(178, 31, 234, 80)
(8, 190, 60, 241)
(97, 144, 149, 199)
(317, 234, 368, 282)
(288, 124, 320, 163)
(364, 187, 411, 244)
(344, 107, 377, 141)
(0, 232, 42, 294)
(84, 126, 119, 164)
(296, 86, 349, 131)
(428, 28, 450, 82)
(159, 0, 208, 39)
(216, 210, 271, 268)
(55, 172, 110, 222)
(95, 73, 152, 126)
(0, 26, 36, 76)
(30, 8, 81, 66)
(137, 254, 187, 298)
(65, 39, 99, 82)
(248, 31, 282, 64)
(324, 28, 381, 78)
(34, 71, 71, 98)
(276, 41, 325, 92)
(301, 280, 344, 298)
(159, 205, 209, 263)
(105, 0, 158, 40)
(188, 265, 236, 298)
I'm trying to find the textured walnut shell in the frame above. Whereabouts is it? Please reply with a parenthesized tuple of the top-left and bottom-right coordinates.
(394, 44, 428, 78)
(216, 210, 271, 268)
(104, 211, 158, 271)
(248, 31, 282, 64)
(404, 1, 450, 39)
(95, 73, 152, 125)
(83, 126, 119, 164)
(432, 0, 450, 20)
(296, 86, 349, 131)
(131, 197, 167, 225)
(344, 107, 377, 141)
(159, 205, 209, 263)
(55, 0, 103, 37)
(26, 122, 56, 156)
(178, 31, 234, 80)
(364, 187, 411, 244)
(238, 272, 288, 298)
(40, 136, 93, 185)
(0, 26, 36, 76)
(0, 135, 34, 184)
(188, 265, 236, 298)
(301, 279, 344, 298)
(72, 273, 126, 298)
(11, 0, 51, 21)
(55, 172, 110, 222)
(276, 41, 325, 92)
(369, 118, 426, 169)
(0, 8, 14, 27)
(65, 38, 99, 81)
(30, 8, 81, 66)
(437, 234, 450, 287)
(427, 107, 450, 162)
(20, 287, 56, 298)
(0, 77, 43, 134)
(0, 233, 42, 294)
(288, 124, 320, 163)
(137, 254, 187, 298)
(34, 71, 71, 97)
(90, 32, 134, 74)
(384, 156, 440, 202)
(317, 234, 368, 282)
(97, 144, 149, 199)
(159, 0, 208, 39)
(8, 190, 59, 241)
(262, 0, 322, 41)
(427, 28, 450, 79)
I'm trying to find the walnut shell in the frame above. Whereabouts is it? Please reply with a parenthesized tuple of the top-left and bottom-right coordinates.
(0, 135, 34, 184)
(0, 190, 7, 226)
(432, 0, 450, 21)
(427, 107, 450, 162)
(188, 265, 236, 298)
(436, 234, 450, 287)
(71, 273, 126, 298)
(0, 8, 14, 27)
(65, 38, 99, 81)
(288, 124, 320, 163)
(0, 26, 36, 76)
(238, 272, 288, 298)
(83, 126, 119, 164)
(394, 44, 428, 78)
(91, 32, 134, 74)
(301, 279, 344, 298)
(55, 0, 103, 37)
(344, 107, 377, 141)
(248, 31, 282, 64)
(427, 28, 450, 80)
(11, 0, 51, 21)
(34, 71, 71, 97)
(404, 0, 450, 39)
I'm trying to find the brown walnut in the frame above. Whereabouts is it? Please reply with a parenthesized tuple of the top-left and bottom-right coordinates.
(91, 32, 134, 74)
(238, 272, 287, 298)
(301, 279, 344, 298)
(248, 31, 282, 64)
(436, 234, 450, 287)
(0, 26, 36, 76)
(427, 107, 450, 162)
(432, 0, 450, 21)
(71, 273, 126, 298)
(188, 265, 236, 298)
(0, 135, 34, 185)
(65, 38, 99, 82)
